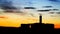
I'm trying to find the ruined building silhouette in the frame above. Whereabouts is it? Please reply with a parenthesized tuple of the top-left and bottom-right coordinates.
(0, 14, 54, 33)
(20, 14, 54, 32)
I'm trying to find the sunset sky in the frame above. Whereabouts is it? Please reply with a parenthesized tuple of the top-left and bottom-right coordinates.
(0, 0, 60, 28)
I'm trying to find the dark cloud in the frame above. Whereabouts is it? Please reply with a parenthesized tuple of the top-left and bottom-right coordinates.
(37, 9, 51, 12)
(48, 0, 60, 2)
(1, 5, 17, 10)
(24, 7, 36, 9)
(0, 0, 17, 10)
(0, 0, 19, 13)
(37, 8, 59, 12)
(52, 9, 59, 11)
(42, 6, 53, 8)
(56, 12, 60, 14)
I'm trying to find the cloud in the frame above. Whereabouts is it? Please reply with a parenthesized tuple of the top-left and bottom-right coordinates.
(48, 0, 60, 2)
(52, 9, 59, 11)
(37, 9, 51, 12)
(0, 0, 17, 10)
(24, 7, 36, 9)
(42, 6, 53, 8)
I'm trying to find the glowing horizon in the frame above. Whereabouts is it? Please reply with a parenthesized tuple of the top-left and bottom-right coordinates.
(0, 0, 60, 29)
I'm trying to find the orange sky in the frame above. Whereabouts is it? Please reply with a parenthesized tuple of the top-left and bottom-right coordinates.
(0, 13, 60, 29)
(42, 14, 60, 29)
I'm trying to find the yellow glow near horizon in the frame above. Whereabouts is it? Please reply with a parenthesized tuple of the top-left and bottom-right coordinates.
(0, 13, 60, 28)
(42, 14, 60, 24)
(0, 13, 39, 27)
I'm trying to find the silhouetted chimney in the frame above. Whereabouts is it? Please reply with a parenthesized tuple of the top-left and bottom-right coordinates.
(39, 14, 42, 23)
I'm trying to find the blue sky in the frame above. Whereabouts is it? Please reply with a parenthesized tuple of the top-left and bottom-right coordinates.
(11, 0, 60, 10)
(0, 0, 60, 10)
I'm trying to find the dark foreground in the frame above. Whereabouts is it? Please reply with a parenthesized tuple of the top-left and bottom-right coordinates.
(0, 15, 60, 33)
(0, 23, 59, 33)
